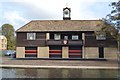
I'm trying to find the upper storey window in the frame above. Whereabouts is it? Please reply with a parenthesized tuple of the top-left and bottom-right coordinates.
(27, 33, 36, 40)
(72, 35, 79, 40)
(54, 34, 61, 40)
(96, 32, 106, 40)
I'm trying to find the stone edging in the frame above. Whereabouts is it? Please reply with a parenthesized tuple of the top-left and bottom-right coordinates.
(0, 65, 119, 69)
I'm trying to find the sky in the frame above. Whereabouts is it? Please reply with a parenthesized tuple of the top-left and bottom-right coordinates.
(0, 0, 118, 30)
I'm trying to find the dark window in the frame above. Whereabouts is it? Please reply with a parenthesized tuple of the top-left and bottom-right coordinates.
(25, 46, 37, 58)
(64, 36, 68, 40)
(36, 33, 46, 39)
(49, 46, 62, 58)
(49, 46, 62, 50)
(96, 32, 106, 40)
(54, 34, 61, 40)
(99, 47, 104, 58)
(69, 46, 82, 58)
(96, 34, 106, 40)
(25, 46, 37, 50)
(50, 33, 54, 39)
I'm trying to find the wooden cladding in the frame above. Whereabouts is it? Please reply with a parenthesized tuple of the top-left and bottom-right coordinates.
(46, 40, 83, 46)
(17, 32, 46, 47)
(25, 46, 37, 50)
(17, 32, 117, 47)
(50, 32, 82, 40)
(85, 33, 117, 47)
(36, 33, 46, 39)
(49, 50, 62, 53)
(25, 46, 37, 57)
(47, 40, 62, 45)
(69, 50, 82, 53)
(49, 46, 62, 58)
(25, 50, 37, 53)
(69, 46, 82, 58)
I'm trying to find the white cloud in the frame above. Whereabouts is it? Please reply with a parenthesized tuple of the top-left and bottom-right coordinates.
(1, 0, 118, 20)
(0, 0, 119, 29)
(11, 0, 110, 20)
(18, 0, 118, 20)
(4, 11, 28, 23)
(0, 0, 118, 2)
(3, 11, 30, 29)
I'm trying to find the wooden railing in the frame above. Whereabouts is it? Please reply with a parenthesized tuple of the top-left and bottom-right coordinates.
(46, 39, 83, 46)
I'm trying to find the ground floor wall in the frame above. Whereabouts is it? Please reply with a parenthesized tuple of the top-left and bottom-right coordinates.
(84, 47, 99, 59)
(37, 47, 49, 58)
(62, 47, 69, 58)
(104, 47, 118, 59)
(84, 47, 118, 59)
(16, 47, 25, 58)
(16, 46, 118, 59)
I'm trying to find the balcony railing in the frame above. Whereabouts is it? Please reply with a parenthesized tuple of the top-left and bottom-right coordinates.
(46, 39, 83, 46)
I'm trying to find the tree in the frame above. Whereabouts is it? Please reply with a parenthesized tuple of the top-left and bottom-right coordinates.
(1, 24, 16, 50)
(99, 20, 118, 39)
(102, 0, 120, 45)
(106, 0, 120, 27)
(101, 0, 120, 58)
(0, 27, 2, 35)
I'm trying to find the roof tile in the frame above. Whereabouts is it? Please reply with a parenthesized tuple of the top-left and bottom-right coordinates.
(16, 20, 103, 32)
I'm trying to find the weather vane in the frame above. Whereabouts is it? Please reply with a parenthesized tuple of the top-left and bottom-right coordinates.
(66, 2, 69, 7)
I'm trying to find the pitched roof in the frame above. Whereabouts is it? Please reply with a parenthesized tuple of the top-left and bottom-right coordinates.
(16, 20, 103, 32)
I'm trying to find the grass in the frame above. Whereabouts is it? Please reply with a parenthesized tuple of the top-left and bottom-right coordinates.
(0, 50, 4, 57)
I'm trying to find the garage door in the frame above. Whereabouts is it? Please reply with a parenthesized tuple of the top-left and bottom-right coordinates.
(25, 46, 37, 58)
(49, 46, 62, 58)
(69, 46, 82, 58)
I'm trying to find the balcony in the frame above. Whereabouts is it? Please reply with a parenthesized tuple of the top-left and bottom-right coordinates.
(46, 39, 83, 46)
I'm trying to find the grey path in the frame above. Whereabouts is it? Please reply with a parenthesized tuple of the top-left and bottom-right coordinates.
(0, 56, 119, 69)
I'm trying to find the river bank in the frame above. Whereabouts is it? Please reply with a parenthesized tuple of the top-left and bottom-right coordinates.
(0, 56, 119, 69)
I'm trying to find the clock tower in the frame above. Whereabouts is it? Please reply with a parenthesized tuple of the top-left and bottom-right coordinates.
(63, 7, 71, 20)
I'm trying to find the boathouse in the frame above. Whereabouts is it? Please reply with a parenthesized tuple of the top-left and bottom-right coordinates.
(16, 7, 117, 59)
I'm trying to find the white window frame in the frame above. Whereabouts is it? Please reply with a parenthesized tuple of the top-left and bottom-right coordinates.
(27, 33, 36, 40)
(96, 33, 106, 40)
(64, 36, 68, 40)
(64, 9, 69, 17)
(54, 34, 61, 40)
(72, 35, 79, 40)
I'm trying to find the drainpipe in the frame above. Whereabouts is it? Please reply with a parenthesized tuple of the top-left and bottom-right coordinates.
(118, 39, 120, 62)
(82, 33, 85, 59)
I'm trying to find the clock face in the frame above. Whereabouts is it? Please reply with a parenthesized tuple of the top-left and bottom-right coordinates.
(64, 9, 69, 15)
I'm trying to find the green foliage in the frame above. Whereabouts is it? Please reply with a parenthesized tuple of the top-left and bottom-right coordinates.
(0, 27, 2, 35)
(1, 24, 16, 50)
(0, 50, 4, 57)
(110, 1, 120, 20)
(118, 34, 120, 45)
(102, 21, 118, 39)
(96, 21, 118, 39)
(106, 0, 120, 28)
(101, 0, 120, 41)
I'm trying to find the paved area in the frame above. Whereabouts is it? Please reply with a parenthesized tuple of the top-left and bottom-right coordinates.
(0, 56, 119, 69)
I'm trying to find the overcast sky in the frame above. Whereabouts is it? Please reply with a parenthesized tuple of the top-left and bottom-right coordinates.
(0, 0, 118, 30)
